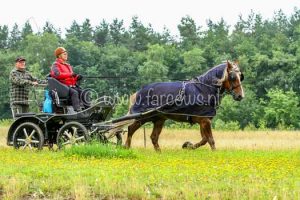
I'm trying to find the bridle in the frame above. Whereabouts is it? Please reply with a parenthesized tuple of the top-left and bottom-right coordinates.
(223, 68, 244, 97)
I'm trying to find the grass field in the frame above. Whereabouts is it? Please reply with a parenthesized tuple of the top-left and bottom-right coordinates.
(0, 126, 300, 199)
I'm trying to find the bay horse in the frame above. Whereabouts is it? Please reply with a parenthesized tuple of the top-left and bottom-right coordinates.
(125, 61, 244, 151)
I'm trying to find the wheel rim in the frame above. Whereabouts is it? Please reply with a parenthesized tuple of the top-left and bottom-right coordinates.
(15, 126, 42, 150)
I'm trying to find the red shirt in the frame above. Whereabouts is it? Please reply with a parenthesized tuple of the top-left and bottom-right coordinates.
(50, 58, 78, 86)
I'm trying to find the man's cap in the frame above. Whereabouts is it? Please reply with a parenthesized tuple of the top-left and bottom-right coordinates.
(15, 57, 26, 62)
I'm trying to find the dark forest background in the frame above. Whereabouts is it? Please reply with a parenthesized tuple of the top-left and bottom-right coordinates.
(1, 8, 300, 130)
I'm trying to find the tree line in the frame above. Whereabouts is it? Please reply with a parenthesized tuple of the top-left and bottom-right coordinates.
(0, 8, 300, 130)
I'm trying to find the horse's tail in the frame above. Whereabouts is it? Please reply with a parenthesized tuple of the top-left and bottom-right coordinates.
(127, 92, 137, 115)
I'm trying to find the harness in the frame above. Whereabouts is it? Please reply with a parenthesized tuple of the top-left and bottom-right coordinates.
(176, 68, 244, 109)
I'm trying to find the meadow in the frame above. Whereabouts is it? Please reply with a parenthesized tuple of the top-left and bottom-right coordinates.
(0, 126, 300, 199)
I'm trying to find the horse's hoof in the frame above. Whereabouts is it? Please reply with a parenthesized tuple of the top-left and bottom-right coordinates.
(182, 141, 193, 149)
(155, 149, 161, 153)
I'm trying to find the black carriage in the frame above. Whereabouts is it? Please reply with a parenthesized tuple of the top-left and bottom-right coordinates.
(7, 77, 124, 150)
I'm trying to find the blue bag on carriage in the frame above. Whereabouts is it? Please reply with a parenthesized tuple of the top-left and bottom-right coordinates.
(43, 89, 53, 113)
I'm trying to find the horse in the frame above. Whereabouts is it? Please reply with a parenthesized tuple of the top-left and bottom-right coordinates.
(124, 61, 244, 151)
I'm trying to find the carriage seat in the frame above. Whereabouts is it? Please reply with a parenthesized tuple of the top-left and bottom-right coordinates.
(47, 77, 71, 108)
(47, 77, 91, 114)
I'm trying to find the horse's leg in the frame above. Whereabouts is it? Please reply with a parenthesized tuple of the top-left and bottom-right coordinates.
(125, 120, 143, 149)
(192, 123, 208, 149)
(150, 119, 165, 151)
(197, 118, 216, 150)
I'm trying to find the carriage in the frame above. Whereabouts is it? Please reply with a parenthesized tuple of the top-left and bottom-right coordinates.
(6, 77, 129, 150)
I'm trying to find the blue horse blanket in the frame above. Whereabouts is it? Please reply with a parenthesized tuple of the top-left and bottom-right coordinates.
(130, 63, 227, 117)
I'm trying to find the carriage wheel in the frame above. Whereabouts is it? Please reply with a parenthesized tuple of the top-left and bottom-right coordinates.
(57, 122, 88, 149)
(12, 122, 44, 150)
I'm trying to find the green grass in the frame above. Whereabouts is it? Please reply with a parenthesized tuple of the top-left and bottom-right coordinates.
(64, 143, 137, 159)
(0, 147, 299, 199)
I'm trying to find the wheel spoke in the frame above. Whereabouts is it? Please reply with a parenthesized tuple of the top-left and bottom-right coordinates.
(28, 144, 32, 150)
(29, 130, 36, 138)
(63, 131, 72, 139)
(31, 140, 40, 144)
(72, 127, 78, 136)
(75, 136, 85, 141)
(23, 128, 29, 138)
(22, 143, 28, 150)
(17, 139, 26, 142)
(62, 141, 71, 146)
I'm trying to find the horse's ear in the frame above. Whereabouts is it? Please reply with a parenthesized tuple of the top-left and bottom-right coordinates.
(227, 60, 232, 70)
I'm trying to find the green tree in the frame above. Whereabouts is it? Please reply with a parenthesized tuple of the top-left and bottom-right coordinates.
(161, 27, 175, 44)
(21, 21, 33, 40)
(23, 33, 59, 76)
(81, 44, 137, 96)
(248, 50, 297, 97)
(81, 19, 93, 42)
(214, 88, 263, 129)
(43, 21, 57, 34)
(8, 24, 21, 50)
(201, 18, 231, 66)
(0, 51, 19, 118)
(263, 89, 300, 129)
(94, 20, 110, 46)
(163, 45, 182, 80)
(110, 19, 127, 46)
(181, 48, 206, 77)
(177, 16, 200, 50)
(66, 20, 81, 40)
(0, 25, 9, 49)
(138, 44, 168, 84)
(64, 37, 99, 68)
(129, 16, 160, 51)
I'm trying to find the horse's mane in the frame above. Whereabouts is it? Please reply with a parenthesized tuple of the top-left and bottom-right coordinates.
(195, 63, 228, 87)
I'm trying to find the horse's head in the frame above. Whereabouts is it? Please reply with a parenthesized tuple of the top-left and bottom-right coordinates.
(223, 61, 244, 101)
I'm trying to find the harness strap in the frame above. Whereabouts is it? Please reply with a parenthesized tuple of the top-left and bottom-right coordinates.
(175, 81, 187, 102)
